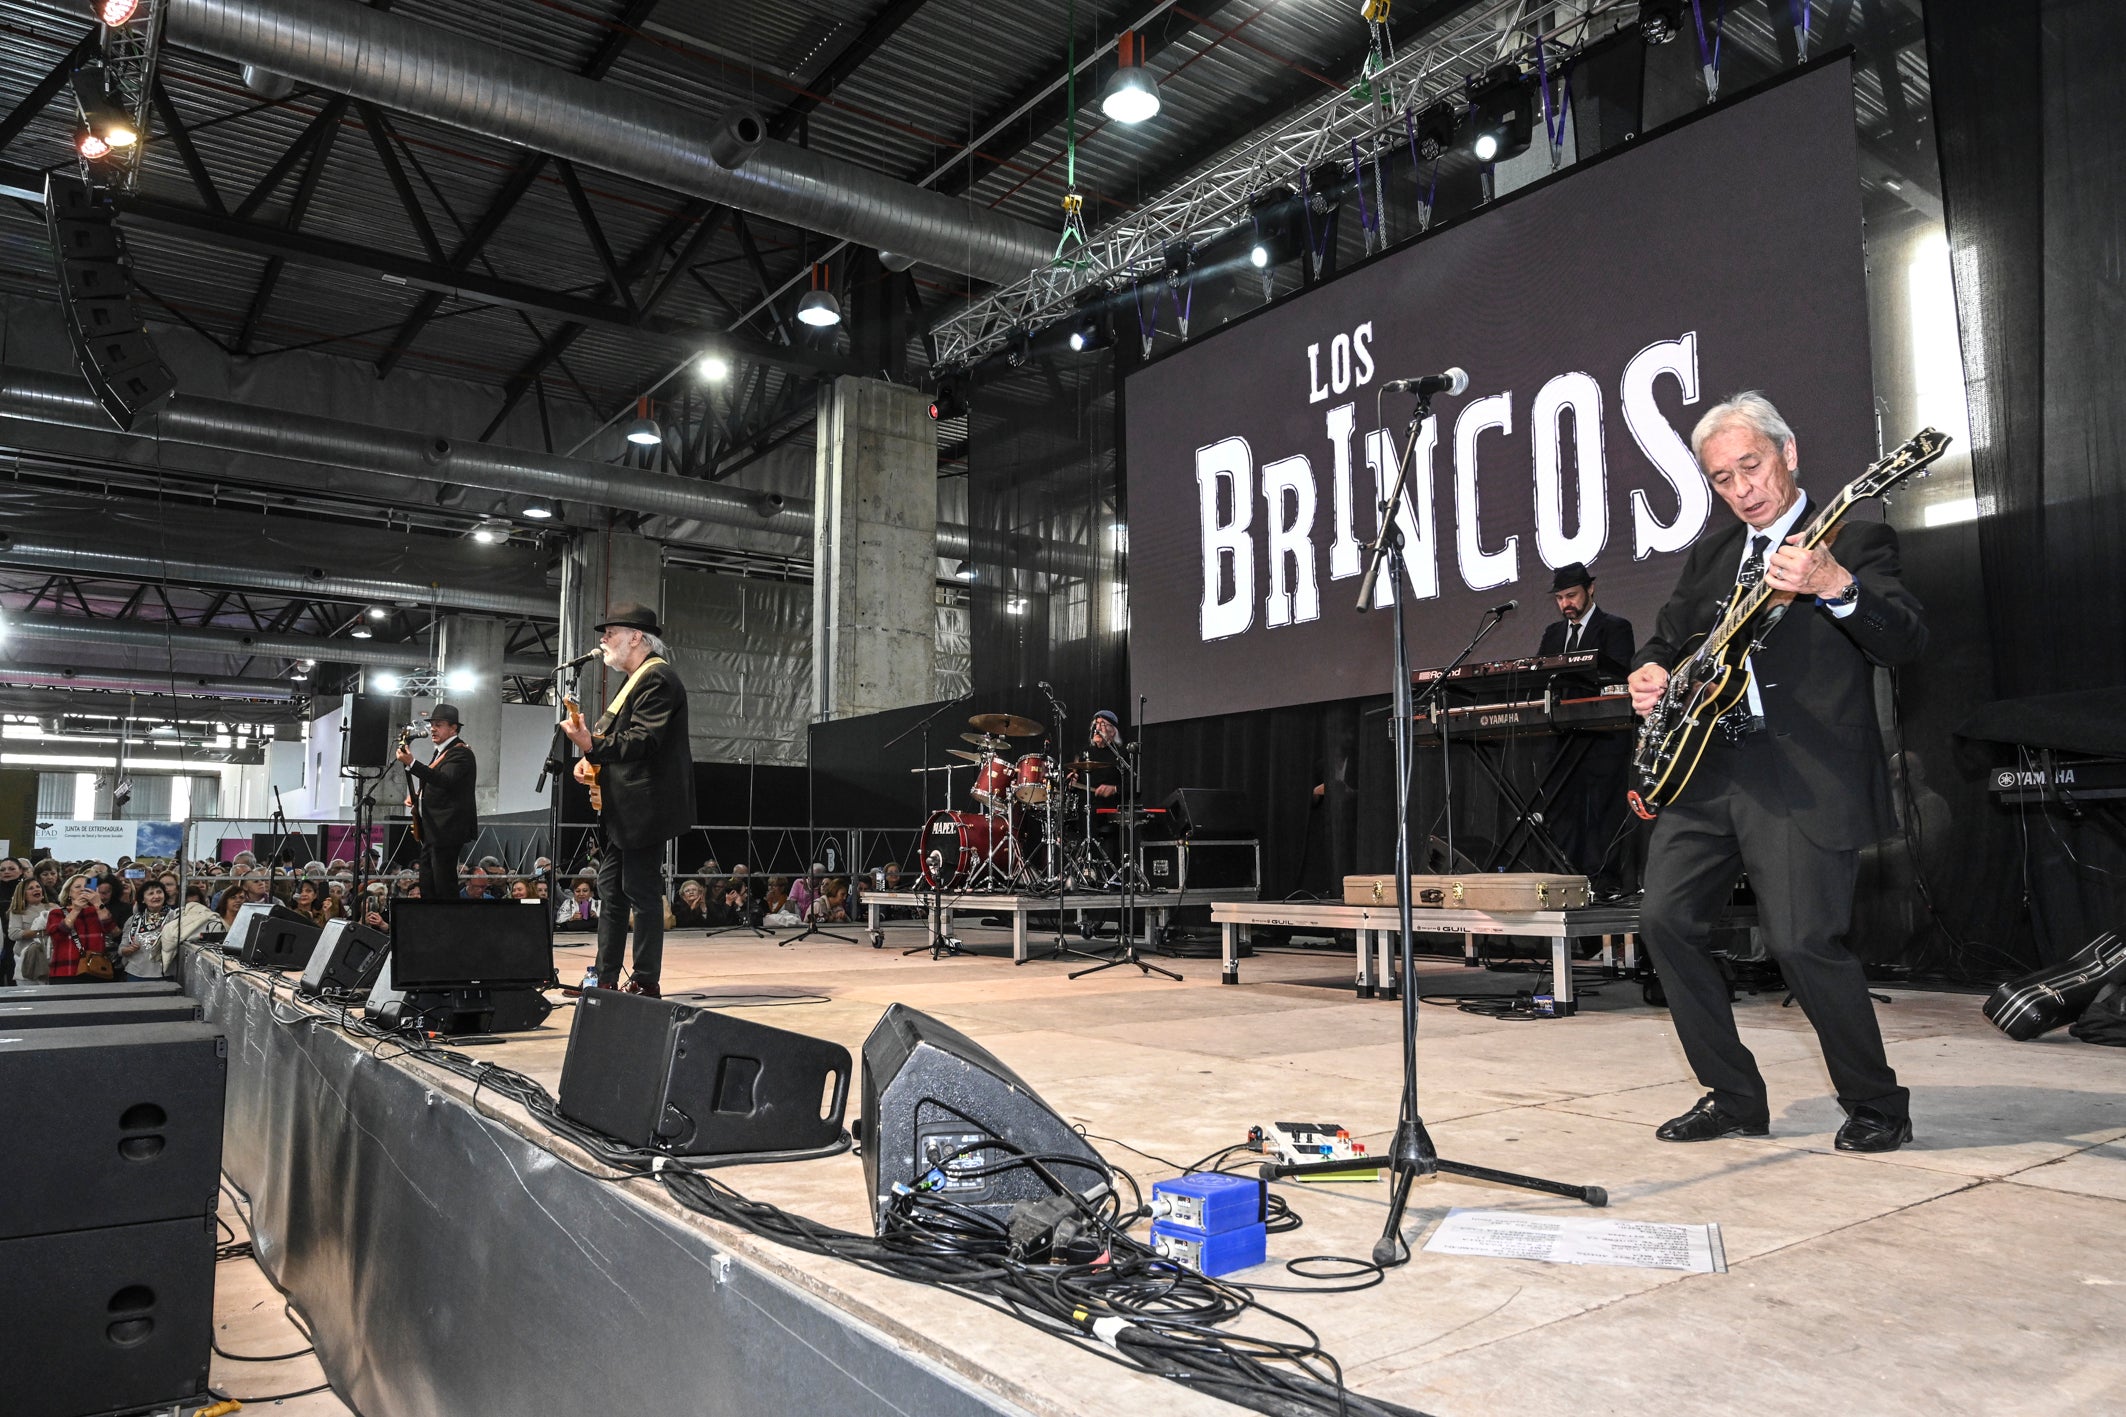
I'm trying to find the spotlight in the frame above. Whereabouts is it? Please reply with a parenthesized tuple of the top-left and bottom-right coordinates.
(365, 606, 387, 621)
(1415, 100, 1462, 163)
(1638, 0, 1683, 44)
(1249, 243, 1271, 270)
(1467, 65, 1535, 166)
(1004, 328, 1033, 369)
(1246, 186, 1302, 271)
(71, 64, 137, 153)
(76, 130, 110, 161)
(929, 375, 968, 422)
(521, 500, 555, 520)
(373, 672, 402, 693)
(697, 353, 731, 381)
(795, 288, 842, 328)
(97, 0, 141, 24)
(1162, 240, 1195, 282)
(1101, 31, 1162, 124)
(350, 626, 374, 639)
(445, 669, 475, 693)
(1065, 291, 1111, 354)
(953, 561, 978, 583)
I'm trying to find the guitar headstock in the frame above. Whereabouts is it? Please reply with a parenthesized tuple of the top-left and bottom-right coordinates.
(1849, 428, 1953, 501)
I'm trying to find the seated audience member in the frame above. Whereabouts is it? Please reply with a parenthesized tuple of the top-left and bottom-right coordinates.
(8, 877, 54, 984)
(788, 864, 824, 921)
(672, 879, 713, 928)
(292, 880, 329, 925)
(819, 879, 850, 923)
(0, 856, 21, 984)
(47, 875, 113, 982)
(761, 876, 797, 927)
(214, 885, 246, 929)
(556, 880, 599, 930)
(361, 883, 391, 932)
(116, 880, 176, 981)
(462, 865, 492, 899)
(509, 880, 530, 901)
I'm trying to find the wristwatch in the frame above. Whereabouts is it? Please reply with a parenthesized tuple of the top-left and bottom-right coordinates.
(1819, 577, 1860, 608)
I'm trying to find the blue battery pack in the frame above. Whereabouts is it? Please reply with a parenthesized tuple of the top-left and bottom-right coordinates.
(1150, 1219, 1267, 1277)
(1149, 1172, 1265, 1235)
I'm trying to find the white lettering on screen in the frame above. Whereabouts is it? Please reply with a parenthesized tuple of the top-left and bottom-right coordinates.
(1262, 455, 1320, 627)
(1454, 392, 1520, 592)
(1196, 437, 1256, 641)
(1532, 371, 1608, 570)
(1622, 332, 1709, 558)
(1366, 422, 1439, 607)
(1325, 402, 1362, 580)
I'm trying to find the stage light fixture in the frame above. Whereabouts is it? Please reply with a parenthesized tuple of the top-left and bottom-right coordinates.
(1246, 187, 1302, 271)
(1467, 65, 1535, 166)
(1101, 31, 1161, 124)
(1162, 239, 1195, 282)
(697, 353, 731, 381)
(1065, 298, 1111, 354)
(1003, 328, 1033, 368)
(1638, 0, 1683, 44)
(71, 64, 137, 154)
(795, 288, 842, 328)
(445, 669, 475, 693)
(97, 0, 142, 23)
(1415, 100, 1462, 163)
(929, 376, 968, 422)
(373, 672, 402, 693)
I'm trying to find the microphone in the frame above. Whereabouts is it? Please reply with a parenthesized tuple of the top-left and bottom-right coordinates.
(559, 646, 602, 670)
(1037, 680, 1052, 692)
(1380, 367, 1470, 397)
(1489, 599, 1519, 616)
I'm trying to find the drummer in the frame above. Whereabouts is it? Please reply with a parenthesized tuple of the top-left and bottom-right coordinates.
(1073, 709, 1125, 800)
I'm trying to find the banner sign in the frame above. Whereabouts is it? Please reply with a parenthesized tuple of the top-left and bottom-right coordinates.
(32, 820, 185, 859)
(1124, 63, 1873, 723)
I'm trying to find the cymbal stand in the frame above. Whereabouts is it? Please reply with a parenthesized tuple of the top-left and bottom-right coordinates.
(1266, 389, 1606, 1254)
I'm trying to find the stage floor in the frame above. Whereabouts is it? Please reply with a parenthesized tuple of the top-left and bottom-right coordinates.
(229, 924, 2126, 1416)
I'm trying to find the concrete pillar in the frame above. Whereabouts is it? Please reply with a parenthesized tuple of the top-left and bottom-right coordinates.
(437, 616, 509, 818)
(559, 526, 663, 709)
(813, 376, 937, 721)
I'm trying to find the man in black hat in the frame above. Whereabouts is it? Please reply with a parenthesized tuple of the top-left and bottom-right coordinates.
(561, 602, 695, 996)
(1536, 564, 1635, 889)
(398, 703, 477, 903)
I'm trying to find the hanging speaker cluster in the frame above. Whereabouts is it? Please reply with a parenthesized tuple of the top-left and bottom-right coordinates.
(43, 172, 175, 431)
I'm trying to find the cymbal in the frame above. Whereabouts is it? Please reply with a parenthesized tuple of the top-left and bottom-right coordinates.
(969, 712, 1044, 738)
(946, 748, 986, 763)
(960, 732, 1009, 750)
(1061, 759, 1113, 772)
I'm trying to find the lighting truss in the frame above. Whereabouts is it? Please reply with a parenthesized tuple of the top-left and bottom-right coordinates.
(930, 0, 1633, 368)
(80, 0, 167, 193)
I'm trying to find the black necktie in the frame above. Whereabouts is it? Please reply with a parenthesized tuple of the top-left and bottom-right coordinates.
(1566, 622, 1582, 652)
(1717, 535, 1773, 743)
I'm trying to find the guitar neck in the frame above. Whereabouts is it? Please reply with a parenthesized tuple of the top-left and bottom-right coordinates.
(1699, 487, 1862, 661)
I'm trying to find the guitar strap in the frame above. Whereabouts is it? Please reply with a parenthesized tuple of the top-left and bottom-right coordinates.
(601, 657, 668, 723)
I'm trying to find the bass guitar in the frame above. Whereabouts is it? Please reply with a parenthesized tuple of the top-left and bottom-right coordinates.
(565, 696, 602, 812)
(1626, 428, 1951, 820)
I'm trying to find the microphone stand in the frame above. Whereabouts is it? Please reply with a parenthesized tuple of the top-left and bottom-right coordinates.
(1069, 712, 1179, 982)
(1267, 391, 1607, 1256)
(539, 661, 585, 946)
(886, 692, 973, 959)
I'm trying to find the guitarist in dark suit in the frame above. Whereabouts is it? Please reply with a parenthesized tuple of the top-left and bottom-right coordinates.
(1535, 563, 1635, 889)
(561, 602, 696, 997)
(398, 703, 478, 903)
(1627, 393, 1926, 1154)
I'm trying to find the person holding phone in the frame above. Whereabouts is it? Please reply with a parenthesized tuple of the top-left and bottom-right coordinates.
(46, 875, 112, 983)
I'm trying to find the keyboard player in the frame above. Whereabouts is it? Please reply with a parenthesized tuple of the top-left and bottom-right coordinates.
(1538, 563, 1635, 894)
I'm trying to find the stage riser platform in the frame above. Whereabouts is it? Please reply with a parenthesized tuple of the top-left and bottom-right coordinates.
(188, 965, 1024, 1417)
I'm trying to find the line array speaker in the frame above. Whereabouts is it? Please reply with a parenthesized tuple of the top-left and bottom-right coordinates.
(44, 173, 175, 431)
(559, 989, 851, 1155)
(0, 995, 203, 1031)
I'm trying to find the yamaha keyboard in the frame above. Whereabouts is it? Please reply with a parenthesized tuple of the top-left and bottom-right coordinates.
(1412, 691, 1636, 742)
(1989, 759, 2126, 805)
(1414, 650, 1627, 691)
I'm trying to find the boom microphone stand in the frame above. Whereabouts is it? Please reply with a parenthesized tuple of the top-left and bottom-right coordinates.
(1070, 715, 1180, 982)
(1265, 387, 1606, 1258)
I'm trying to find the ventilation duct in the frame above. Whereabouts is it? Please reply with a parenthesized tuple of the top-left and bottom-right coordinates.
(161, 0, 1052, 284)
(1, 609, 552, 676)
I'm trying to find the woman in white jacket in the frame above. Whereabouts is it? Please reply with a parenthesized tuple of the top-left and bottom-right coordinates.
(7, 877, 55, 984)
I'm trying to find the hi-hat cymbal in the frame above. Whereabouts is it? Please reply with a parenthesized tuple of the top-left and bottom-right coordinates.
(960, 731, 1009, 750)
(969, 712, 1044, 738)
(1061, 759, 1113, 773)
(946, 748, 986, 763)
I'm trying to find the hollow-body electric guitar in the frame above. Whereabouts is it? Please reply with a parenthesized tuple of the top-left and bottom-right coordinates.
(565, 697, 602, 812)
(1626, 428, 1952, 820)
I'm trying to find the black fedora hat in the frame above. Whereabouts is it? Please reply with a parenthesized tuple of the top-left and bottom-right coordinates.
(593, 601, 662, 635)
(1550, 562, 1595, 592)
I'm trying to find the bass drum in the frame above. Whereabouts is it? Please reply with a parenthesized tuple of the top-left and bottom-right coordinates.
(919, 810, 1016, 890)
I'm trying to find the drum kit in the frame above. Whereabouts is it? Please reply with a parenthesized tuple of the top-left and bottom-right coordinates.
(919, 712, 1128, 893)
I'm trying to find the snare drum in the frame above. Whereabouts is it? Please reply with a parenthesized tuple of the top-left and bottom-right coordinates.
(919, 810, 1016, 889)
(970, 753, 1013, 807)
(1010, 752, 1052, 805)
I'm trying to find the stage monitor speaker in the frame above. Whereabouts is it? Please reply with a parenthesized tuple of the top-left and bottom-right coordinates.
(0, 1022, 227, 1241)
(0, 996, 202, 1031)
(1138, 839, 1259, 892)
(390, 899, 553, 989)
(859, 1003, 1107, 1233)
(343, 693, 399, 770)
(0, 1215, 214, 1417)
(230, 902, 321, 970)
(559, 990, 851, 1156)
(300, 918, 390, 997)
(1162, 786, 1257, 840)
(0, 980, 183, 1002)
(363, 955, 553, 1036)
(249, 831, 316, 866)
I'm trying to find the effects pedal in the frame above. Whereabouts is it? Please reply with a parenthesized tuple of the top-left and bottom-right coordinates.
(1250, 1121, 1379, 1182)
(1150, 1220, 1267, 1277)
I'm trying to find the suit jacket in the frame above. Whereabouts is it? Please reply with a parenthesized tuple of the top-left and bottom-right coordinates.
(408, 737, 477, 847)
(587, 659, 697, 848)
(1539, 605, 1635, 667)
(1632, 510, 1926, 850)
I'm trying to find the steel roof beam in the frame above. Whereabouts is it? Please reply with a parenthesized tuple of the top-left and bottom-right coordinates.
(2, 609, 553, 676)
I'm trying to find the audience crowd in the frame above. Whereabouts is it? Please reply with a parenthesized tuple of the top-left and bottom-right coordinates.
(0, 849, 899, 984)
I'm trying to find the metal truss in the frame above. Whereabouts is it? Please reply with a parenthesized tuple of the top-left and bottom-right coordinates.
(931, 0, 1634, 368)
(80, 1, 168, 193)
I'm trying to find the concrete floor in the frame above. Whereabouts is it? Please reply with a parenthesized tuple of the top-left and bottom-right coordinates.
(225, 923, 2126, 1416)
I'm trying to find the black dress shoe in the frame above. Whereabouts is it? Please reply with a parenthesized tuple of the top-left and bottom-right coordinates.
(1656, 1093, 1770, 1142)
(1835, 1107, 1912, 1152)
